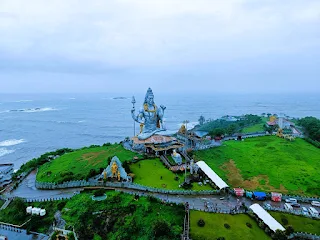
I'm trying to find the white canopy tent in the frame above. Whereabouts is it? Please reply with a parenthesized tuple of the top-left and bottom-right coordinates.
(195, 161, 229, 190)
(249, 204, 285, 232)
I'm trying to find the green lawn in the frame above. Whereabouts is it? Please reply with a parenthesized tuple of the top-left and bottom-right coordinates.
(193, 136, 320, 196)
(131, 159, 213, 191)
(37, 144, 142, 183)
(270, 212, 320, 235)
(62, 191, 184, 240)
(190, 211, 270, 240)
(242, 123, 266, 133)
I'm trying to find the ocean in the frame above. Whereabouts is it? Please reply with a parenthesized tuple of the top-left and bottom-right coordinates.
(0, 92, 319, 169)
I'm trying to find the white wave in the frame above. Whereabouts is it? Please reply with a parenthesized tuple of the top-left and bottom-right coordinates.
(14, 100, 33, 103)
(0, 148, 15, 157)
(78, 120, 86, 123)
(0, 139, 26, 147)
(21, 107, 58, 113)
(0, 110, 10, 114)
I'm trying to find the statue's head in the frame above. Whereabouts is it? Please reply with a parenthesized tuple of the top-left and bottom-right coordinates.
(144, 87, 154, 105)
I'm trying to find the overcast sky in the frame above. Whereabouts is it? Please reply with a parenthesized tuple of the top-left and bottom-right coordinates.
(0, 0, 319, 94)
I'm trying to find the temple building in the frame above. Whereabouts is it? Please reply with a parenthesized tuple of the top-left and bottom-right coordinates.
(131, 135, 184, 156)
(100, 156, 132, 182)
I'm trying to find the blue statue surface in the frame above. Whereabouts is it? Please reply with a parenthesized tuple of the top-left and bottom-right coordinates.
(131, 88, 175, 140)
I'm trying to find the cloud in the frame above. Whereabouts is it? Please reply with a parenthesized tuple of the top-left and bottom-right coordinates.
(0, 0, 319, 93)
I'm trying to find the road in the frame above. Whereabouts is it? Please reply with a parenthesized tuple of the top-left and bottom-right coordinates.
(6, 171, 320, 215)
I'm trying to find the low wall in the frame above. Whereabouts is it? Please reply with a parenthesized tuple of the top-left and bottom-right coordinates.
(35, 180, 220, 195)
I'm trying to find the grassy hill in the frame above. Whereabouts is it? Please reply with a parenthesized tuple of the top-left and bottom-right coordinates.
(37, 144, 142, 183)
(193, 136, 320, 196)
(190, 211, 270, 240)
(270, 212, 320, 235)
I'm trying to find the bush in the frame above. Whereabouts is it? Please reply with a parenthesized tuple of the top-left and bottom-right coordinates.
(94, 189, 105, 197)
(224, 223, 230, 229)
(285, 225, 294, 235)
(217, 237, 225, 240)
(281, 217, 288, 225)
(246, 222, 252, 228)
(57, 201, 67, 211)
(197, 219, 205, 227)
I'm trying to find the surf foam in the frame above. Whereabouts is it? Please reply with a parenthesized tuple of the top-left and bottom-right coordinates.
(0, 139, 26, 147)
(0, 148, 15, 157)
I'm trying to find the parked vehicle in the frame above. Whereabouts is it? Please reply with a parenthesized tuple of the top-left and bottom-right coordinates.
(219, 197, 225, 200)
(308, 207, 319, 217)
(302, 207, 309, 215)
(284, 203, 293, 211)
(290, 203, 301, 208)
(264, 203, 272, 209)
(285, 198, 297, 203)
(311, 201, 320, 207)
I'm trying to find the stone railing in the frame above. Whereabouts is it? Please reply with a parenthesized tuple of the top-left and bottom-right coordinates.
(267, 207, 320, 220)
(288, 232, 320, 240)
(35, 179, 220, 195)
(281, 194, 320, 203)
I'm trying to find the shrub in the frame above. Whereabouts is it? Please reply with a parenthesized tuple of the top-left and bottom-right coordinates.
(197, 219, 205, 227)
(281, 217, 288, 225)
(94, 189, 105, 197)
(57, 201, 67, 211)
(217, 237, 225, 240)
(246, 222, 252, 228)
(285, 225, 294, 235)
(174, 176, 179, 181)
(224, 223, 230, 229)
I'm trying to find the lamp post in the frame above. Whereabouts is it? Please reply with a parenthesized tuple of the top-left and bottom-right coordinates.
(183, 120, 189, 183)
(131, 96, 136, 136)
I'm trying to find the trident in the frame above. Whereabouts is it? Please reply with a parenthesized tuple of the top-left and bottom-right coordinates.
(131, 96, 136, 136)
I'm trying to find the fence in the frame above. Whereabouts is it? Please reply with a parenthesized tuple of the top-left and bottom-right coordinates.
(266, 206, 320, 220)
(288, 232, 320, 240)
(35, 180, 220, 195)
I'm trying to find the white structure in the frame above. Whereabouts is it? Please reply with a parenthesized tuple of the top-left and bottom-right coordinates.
(40, 209, 46, 216)
(249, 204, 285, 232)
(195, 161, 229, 190)
(26, 206, 46, 216)
(26, 206, 33, 214)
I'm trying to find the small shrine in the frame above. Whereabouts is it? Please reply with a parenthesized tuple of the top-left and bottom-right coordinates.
(100, 156, 132, 182)
(171, 149, 182, 165)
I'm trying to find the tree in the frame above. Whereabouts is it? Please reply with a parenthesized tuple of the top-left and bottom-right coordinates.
(226, 124, 237, 135)
(152, 219, 171, 238)
(285, 225, 294, 235)
(198, 115, 206, 125)
(273, 230, 287, 240)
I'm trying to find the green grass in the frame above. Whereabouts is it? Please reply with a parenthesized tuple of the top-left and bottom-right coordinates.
(131, 159, 213, 191)
(62, 191, 184, 240)
(193, 136, 320, 196)
(190, 211, 270, 240)
(242, 123, 266, 133)
(270, 212, 320, 235)
(37, 144, 142, 183)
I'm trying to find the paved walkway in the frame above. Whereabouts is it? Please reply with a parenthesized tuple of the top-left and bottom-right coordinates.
(7, 171, 82, 200)
(6, 171, 320, 214)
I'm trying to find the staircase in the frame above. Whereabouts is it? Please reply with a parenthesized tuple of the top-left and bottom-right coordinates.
(181, 202, 191, 240)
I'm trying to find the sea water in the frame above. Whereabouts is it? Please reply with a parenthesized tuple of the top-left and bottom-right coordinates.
(0, 93, 319, 169)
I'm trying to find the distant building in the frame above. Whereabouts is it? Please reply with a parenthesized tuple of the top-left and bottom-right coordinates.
(220, 115, 238, 122)
(0, 164, 14, 188)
